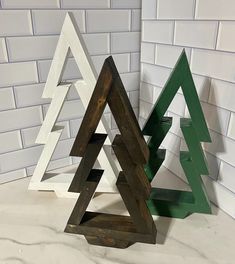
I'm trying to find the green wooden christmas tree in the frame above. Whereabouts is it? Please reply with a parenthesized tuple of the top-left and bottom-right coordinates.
(143, 50, 212, 219)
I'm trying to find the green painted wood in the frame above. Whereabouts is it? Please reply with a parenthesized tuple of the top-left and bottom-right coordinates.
(180, 150, 211, 214)
(144, 117, 172, 181)
(181, 118, 209, 175)
(145, 149, 165, 182)
(143, 50, 212, 218)
(143, 51, 211, 143)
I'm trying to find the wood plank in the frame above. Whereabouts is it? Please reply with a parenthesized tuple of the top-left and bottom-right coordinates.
(112, 135, 151, 199)
(65, 170, 103, 228)
(85, 235, 133, 249)
(68, 133, 107, 193)
(65, 212, 156, 244)
(117, 173, 156, 236)
(70, 60, 113, 157)
(106, 57, 149, 164)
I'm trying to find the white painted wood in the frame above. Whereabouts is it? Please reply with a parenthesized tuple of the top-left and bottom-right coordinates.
(29, 12, 118, 196)
(36, 83, 70, 144)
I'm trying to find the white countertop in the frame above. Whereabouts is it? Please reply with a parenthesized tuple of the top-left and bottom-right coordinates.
(0, 167, 234, 264)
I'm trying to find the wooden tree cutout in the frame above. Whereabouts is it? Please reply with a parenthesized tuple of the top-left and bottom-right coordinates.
(29, 12, 118, 195)
(65, 56, 157, 249)
(144, 50, 212, 218)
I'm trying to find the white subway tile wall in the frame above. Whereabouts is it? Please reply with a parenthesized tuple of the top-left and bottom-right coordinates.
(0, 1, 141, 183)
(141, 0, 235, 217)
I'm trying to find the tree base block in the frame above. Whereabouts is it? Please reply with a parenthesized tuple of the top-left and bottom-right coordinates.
(65, 212, 156, 248)
(85, 235, 133, 249)
(147, 188, 211, 219)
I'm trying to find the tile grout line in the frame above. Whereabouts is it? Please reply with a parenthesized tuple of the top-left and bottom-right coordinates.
(193, 0, 197, 19)
(141, 40, 235, 55)
(0, 30, 141, 40)
(141, 60, 235, 86)
(214, 21, 220, 50)
(225, 112, 232, 136)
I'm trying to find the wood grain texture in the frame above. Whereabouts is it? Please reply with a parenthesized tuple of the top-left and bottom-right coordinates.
(69, 133, 107, 193)
(65, 56, 156, 248)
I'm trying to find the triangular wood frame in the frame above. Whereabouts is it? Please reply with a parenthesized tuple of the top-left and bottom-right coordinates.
(65, 56, 157, 249)
(143, 50, 212, 218)
(28, 12, 118, 195)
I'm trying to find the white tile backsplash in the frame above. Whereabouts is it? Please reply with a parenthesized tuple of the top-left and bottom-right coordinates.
(43, 100, 85, 122)
(140, 82, 154, 103)
(157, 0, 195, 19)
(92, 53, 130, 74)
(61, 0, 110, 9)
(155, 44, 191, 68)
(69, 118, 82, 138)
(0, 106, 43, 133)
(7, 36, 59, 62)
(0, 169, 27, 184)
(0, 38, 8, 63)
(201, 102, 230, 136)
(0, 145, 43, 173)
(217, 22, 235, 53)
(132, 9, 141, 31)
(0, 88, 15, 111)
(14, 83, 50, 108)
(1, 0, 60, 8)
(0, 10, 33, 36)
(174, 21, 218, 49)
(191, 49, 235, 83)
(0, 131, 22, 154)
(38, 58, 82, 82)
(142, 0, 157, 20)
(111, 32, 140, 53)
(86, 10, 131, 33)
(120, 72, 140, 91)
(218, 161, 235, 193)
(130, 52, 140, 72)
(0, 62, 38, 87)
(111, 0, 141, 9)
(82, 33, 110, 55)
(209, 79, 235, 112)
(141, 63, 171, 87)
(142, 21, 174, 44)
(195, 0, 235, 20)
(21, 121, 69, 148)
(32, 10, 85, 35)
(227, 113, 235, 140)
(141, 42, 155, 64)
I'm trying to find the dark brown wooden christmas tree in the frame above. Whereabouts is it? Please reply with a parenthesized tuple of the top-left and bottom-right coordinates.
(64, 56, 157, 249)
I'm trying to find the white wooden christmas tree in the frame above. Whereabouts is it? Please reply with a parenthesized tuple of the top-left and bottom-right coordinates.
(29, 12, 118, 197)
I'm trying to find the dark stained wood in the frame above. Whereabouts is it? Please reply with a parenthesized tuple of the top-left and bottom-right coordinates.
(106, 57, 149, 164)
(117, 172, 156, 235)
(65, 170, 102, 228)
(112, 135, 151, 199)
(68, 133, 107, 193)
(85, 235, 133, 249)
(65, 56, 157, 249)
(65, 212, 156, 245)
(70, 61, 113, 157)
